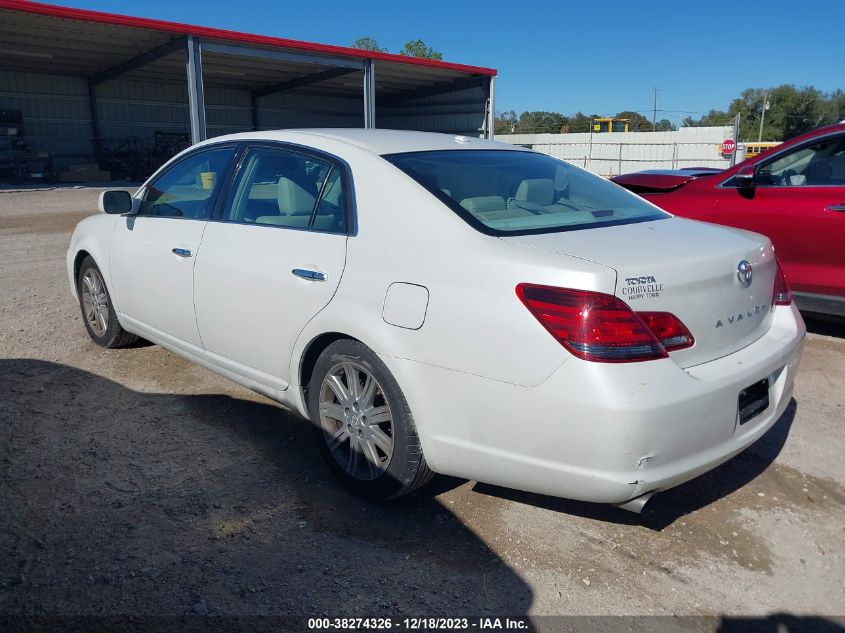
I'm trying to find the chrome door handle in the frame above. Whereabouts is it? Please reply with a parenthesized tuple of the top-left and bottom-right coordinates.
(172, 248, 192, 258)
(292, 268, 327, 281)
(825, 204, 845, 212)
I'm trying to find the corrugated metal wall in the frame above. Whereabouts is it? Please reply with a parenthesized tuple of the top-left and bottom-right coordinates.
(96, 77, 190, 141)
(0, 70, 364, 171)
(1, 67, 488, 177)
(257, 91, 362, 130)
(379, 85, 487, 137)
(206, 85, 253, 136)
(0, 70, 93, 161)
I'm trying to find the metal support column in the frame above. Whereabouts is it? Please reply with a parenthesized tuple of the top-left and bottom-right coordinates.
(87, 79, 101, 162)
(486, 76, 496, 139)
(363, 59, 376, 128)
(186, 35, 207, 144)
(251, 92, 259, 131)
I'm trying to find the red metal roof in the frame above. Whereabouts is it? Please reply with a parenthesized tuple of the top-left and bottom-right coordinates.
(0, 0, 497, 76)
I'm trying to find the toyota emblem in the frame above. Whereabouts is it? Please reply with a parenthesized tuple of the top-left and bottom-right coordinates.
(737, 260, 753, 287)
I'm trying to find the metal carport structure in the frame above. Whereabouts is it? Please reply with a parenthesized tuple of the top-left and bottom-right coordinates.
(0, 0, 496, 176)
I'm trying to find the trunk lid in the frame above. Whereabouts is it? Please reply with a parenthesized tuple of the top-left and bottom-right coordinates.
(611, 169, 720, 193)
(502, 217, 777, 368)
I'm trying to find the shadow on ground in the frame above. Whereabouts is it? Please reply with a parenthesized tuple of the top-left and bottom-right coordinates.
(474, 400, 797, 532)
(0, 358, 531, 617)
(803, 312, 845, 339)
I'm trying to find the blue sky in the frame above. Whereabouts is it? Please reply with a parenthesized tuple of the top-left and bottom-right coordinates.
(59, 0, 842, 125)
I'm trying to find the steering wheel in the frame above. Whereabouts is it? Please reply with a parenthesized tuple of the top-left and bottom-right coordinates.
(780, 169, 797, 186)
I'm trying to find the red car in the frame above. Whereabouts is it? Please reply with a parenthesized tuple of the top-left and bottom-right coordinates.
(613, 123, 845, 316)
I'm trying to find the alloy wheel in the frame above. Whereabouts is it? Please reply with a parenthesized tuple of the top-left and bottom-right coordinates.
(318, 361, 394, 480)
(81, 268, 109, 337)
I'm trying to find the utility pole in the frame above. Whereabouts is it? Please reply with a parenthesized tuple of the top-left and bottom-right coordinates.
(652, 86, 657, 132)
(758, 92, 769, 142)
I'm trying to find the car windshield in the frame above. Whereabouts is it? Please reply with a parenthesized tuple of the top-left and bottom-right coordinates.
(385, 149, 669, 235)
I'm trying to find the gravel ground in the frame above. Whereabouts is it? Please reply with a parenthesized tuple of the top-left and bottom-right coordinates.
(1, 186, 843, 629)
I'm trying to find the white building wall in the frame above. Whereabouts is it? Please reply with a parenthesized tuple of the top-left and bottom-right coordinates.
(496, 126, 745, 177)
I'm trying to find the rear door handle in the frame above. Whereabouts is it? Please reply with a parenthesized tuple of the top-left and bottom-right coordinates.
(292, 268, 327, 281)
(825, 204, 845, 212)
(172, 248, 192, 258)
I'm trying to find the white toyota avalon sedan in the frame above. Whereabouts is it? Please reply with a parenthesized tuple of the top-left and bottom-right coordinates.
(67, 129, 805, 511)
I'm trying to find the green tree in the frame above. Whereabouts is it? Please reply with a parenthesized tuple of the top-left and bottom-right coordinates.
(351, 36, 386, 52)
(567, 112, 599, 133)
(682, 85, 843, 141)
(613, 111, 676, 132)
(494, 110, 518, 134)
(682, 109, 733, 128)
(513, 111, 568, 134)
(615, 110, 652, 131)
(400, 39, 443, 60)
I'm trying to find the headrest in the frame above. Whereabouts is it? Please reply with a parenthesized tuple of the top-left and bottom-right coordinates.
(278, 176, 317, 216)
(515, 178, 555, 205)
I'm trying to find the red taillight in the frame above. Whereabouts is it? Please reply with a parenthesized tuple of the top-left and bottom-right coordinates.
(773, 260, 792, 306)
(516, 284, 668, 363)
(636, 312, 695, 351)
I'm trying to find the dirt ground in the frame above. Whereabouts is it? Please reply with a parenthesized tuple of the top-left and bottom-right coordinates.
(1, 186, 843, 629)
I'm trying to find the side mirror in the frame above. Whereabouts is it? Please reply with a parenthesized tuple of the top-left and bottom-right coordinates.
(98, 190, 133, 214)
(734, 165, 756, 189)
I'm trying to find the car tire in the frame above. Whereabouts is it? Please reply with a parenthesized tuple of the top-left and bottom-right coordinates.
(76, 256, 138, 348)
(308, 339, 434, 501)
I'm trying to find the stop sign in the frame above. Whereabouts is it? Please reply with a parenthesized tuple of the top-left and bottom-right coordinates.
(722, 139, 737, 155)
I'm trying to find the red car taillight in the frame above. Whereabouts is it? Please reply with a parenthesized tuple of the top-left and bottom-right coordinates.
(773, 260, 792, 306)
(636, 312, 695, 351)
(516, 284, 672, 363)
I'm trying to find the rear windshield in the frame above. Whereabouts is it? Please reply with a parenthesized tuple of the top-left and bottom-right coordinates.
(385, 149, 669, 236)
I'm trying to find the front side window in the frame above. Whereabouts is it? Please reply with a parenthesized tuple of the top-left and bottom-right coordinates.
(222, 147, 347, 233)
(756, 135, 845, 187)
(139, 147, 234, 218)
(385, 149, 668, 235)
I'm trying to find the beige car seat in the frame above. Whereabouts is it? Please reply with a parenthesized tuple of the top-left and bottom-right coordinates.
(254, 174, 317, 227)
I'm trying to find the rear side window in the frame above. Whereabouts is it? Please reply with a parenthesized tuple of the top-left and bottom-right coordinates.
(385, 150, 668, 235)
(222, 147, 347, 233)
(139, 147, 233, 219)
(756, 135, 845, 187)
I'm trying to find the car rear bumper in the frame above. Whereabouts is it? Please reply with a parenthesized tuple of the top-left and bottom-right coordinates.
(385, 303, 805, 504)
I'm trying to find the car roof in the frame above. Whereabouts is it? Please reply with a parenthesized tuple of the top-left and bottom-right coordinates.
(198, 128, 526, 156)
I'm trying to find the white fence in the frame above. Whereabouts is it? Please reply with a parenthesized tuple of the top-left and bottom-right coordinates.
(495, 126, 744, 177)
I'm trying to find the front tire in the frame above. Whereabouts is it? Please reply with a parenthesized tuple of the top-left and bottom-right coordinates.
(308, 339, 434, 501)
(76, 256, 138, 348)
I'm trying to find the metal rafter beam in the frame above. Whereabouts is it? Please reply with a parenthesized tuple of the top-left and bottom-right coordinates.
(378, 74, 487, 106)
(89, 36, 187, 86)
(201, 41, 364, 69)
(253, 67, 359, 99)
